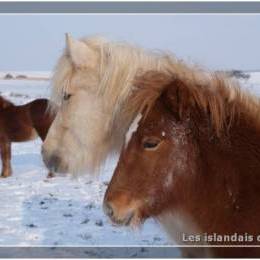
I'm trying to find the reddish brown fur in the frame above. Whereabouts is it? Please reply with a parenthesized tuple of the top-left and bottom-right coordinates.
(104, 72, 260, 257)
(0, 96, 56, 178)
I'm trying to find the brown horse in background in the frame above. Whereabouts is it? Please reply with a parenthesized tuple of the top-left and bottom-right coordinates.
(0, 96, 56, 178)
(104, 72, 260, 257)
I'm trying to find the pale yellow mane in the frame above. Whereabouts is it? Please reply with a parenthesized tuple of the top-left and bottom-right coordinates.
(51, 36, 174, 115)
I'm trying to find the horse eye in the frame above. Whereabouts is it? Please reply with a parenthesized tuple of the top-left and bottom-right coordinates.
(142, 138, 161, 150)
(63, 93, 72, 101)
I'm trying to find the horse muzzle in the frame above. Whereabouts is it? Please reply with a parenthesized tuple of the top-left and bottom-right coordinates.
(103, 200, 135, 226)
(41, 147, 68, 173)
(103, 191, 143, 227)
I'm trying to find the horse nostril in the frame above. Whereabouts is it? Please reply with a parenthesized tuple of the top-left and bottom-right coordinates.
(103, 201, 114, 218)
(42, 151, 61, 172)
(49, 155, 61, 170)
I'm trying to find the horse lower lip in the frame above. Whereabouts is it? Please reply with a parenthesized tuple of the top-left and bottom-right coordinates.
(112, 212, 134, 226)
(47, 163, 67, 174)
(124, 213, 134, 226)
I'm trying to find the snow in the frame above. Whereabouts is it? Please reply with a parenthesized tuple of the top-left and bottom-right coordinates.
(240, 72, 260, 96)
(0, 71, 51, 79)
(0, 71, 259, 257)
(0, 73, 175, 257)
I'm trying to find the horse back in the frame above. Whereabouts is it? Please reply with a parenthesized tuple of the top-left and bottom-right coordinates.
(0, 103, 36, 142)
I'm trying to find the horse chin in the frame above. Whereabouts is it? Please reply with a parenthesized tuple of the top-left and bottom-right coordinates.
(43, 156, 69, 174)
(55, 165, 69, 174)
(129, 212, 145, 229)
(111, 209, 145, 229)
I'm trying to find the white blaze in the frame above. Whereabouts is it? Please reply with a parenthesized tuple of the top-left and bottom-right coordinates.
(164, 173, 173, 189)
(125, 113, 143, 147)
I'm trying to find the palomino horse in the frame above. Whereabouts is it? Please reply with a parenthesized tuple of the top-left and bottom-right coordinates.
(103, 72, 260, 257)
(0, 96, 56, 178)
(42, 34, 199, 174)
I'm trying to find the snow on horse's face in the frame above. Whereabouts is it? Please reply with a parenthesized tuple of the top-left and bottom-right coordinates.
(103, 71, 260, 257)
(42, 35, 109, 174)
(103, 94, 193, 227)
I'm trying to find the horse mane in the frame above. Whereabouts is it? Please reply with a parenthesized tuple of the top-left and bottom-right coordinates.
(50, 35, 260, 171)
(53, 36, 227, 132)
(132, 70, 260, 136)
(51, 36, 176, 120)
(0, 95, 14, 109)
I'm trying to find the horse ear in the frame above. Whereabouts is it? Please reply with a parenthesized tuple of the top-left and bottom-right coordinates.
(65, 33, 97, 68)
(164, 79, 191, 121)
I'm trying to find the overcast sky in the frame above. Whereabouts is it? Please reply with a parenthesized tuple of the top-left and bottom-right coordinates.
(0, 14, 259, 71)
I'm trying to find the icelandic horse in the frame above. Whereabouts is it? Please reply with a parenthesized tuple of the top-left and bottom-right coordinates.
(0, 96, 56, 178)
(103, 71, 260, 257)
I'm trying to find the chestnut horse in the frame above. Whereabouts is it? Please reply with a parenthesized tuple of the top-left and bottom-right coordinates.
(104, 72, 260, 257)
(0, 96, 56, 178)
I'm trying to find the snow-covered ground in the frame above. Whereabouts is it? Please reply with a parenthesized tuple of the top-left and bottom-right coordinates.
(0, 71, 51, 80)
(0, 71, 259, 257)
(0, 72, 175, 257)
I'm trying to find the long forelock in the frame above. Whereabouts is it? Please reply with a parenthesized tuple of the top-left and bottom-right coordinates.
(51, 54, 74, 106)
(97, 40, 176, 130)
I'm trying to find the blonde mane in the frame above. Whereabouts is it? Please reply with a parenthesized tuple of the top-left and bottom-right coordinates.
(51, 36, 175, 120)
(131, 69, 260, 136)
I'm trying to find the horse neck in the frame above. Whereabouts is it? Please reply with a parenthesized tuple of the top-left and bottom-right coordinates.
(165, 110, 260, 239)
(193, 108, 260, 170)
(188, 107, 260, 207)
(0, 97, 13, 109)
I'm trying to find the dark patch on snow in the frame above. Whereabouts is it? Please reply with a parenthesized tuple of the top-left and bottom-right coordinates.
(63, 213, 73, 218)
(153, 236, 161, 242)
(10, 92, 30, 98)
(81, 218, 90, 224)
(4, 73, 13, 79)
(79, 233, 92, 240)
(85, 203, 95, 210)
(95, 220, 103, 226)
(16, 74, 27, 79)
(26, 223, 37, 228)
